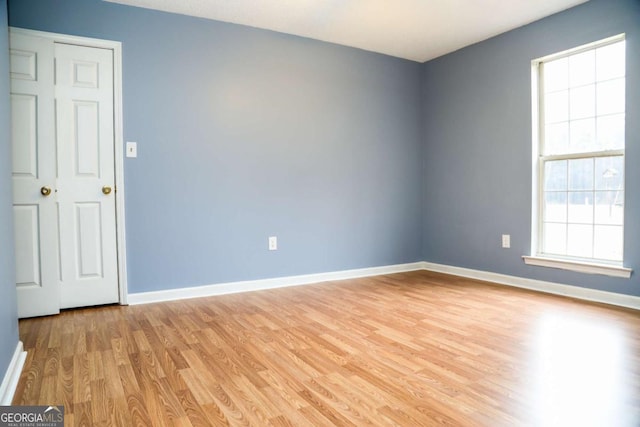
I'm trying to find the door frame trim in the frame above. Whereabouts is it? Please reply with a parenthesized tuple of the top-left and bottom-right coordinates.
(10, 27, 129, 304)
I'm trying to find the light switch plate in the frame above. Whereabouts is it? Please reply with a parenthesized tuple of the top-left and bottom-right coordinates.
(126, 141, 137, 158)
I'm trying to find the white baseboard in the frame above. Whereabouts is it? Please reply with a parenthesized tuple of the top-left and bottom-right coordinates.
(422, 261, 640, 310)
(128, 262, 425, 305)
(128, 259, 639, 311)
(0, 341, 26, 405)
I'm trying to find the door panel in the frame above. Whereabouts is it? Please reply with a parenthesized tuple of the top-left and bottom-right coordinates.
(9, 49, 37, 81)
(10, 94, 37, 176)
(73, 101, 100, 176)
(13, 205, 41, 287)
(10, 32, 60, 318)
(55, 43, 118, 309)
(72, 60, 99, 88)
(75, 202, 103, 278)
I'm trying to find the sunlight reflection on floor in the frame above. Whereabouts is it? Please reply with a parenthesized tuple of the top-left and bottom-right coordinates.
(530, 311, 637, 426)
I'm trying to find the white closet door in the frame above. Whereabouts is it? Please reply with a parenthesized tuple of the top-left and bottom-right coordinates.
(54, 43, 119, 309)
(10, 32, 59, 318)
(11, 33, 120, 317)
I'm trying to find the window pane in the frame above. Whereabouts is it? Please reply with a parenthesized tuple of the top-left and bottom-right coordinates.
(536, 38, 625, 264)
(544, 160, 567, 191)
(545, 90, 568, 123)
(595, 156, 624, 190)
(569, 118, 595, 152)
(594, 225, 623, 261)
(568, 191, 594, 224)
(568, 158, 593, 190)
(544, 57, 568, 92)
(569, 50, 595, 87)
(544, 122, 569, 154)
(595, 191, 624, 225)
(596, 41, 625, 81)
(544, 192, 567, 222)
(569, 85, 595, 120)
(597, 79, 625, 115)
(543, 222, 566, 255)
(567, 224, 593, 258)
(597, 114, 625, 150)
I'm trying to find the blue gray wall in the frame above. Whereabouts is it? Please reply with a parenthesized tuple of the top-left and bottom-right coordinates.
(422, 0, 640, 296)
(8, 0, 423, 293)
(0, 0, 19, 378)
(7, 0, 639, 301)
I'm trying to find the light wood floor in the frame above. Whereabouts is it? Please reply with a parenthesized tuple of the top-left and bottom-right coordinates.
(14, 271, 640, 426)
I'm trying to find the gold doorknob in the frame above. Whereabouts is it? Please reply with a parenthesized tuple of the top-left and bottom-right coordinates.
(40, 186, 52, 196)
(102, 185, 112, 195)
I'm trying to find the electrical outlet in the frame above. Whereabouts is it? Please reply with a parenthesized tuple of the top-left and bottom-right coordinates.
(268, 236, 277, 251)
(502, 234, 511, 249)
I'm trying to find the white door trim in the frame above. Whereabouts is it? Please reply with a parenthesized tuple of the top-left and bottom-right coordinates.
(10, 27, 128, 305)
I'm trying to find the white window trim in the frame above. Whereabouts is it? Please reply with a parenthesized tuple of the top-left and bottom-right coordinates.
(523, 256, 631, 279)
(527, 33, 632, 278)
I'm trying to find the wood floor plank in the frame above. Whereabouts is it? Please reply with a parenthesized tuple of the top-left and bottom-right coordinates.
(14, 270, 640, 426)
(175, 388, 215, 427)
(56, 355, 75, 413)
(90, 378, 109, 423)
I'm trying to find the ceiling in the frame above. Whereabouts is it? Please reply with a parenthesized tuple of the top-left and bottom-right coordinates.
(104, 0, 589, 62)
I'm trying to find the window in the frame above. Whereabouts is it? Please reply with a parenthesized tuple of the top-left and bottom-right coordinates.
(526, 35, 631, 277)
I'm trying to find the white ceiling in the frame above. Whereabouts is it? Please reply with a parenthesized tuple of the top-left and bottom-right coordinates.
(104, 0, 588, 62)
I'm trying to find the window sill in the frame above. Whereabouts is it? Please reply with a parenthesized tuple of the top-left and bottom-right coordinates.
(522, 256, 632, 278)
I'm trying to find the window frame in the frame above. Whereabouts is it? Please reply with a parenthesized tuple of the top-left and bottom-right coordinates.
(524, 34, 632, 278)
